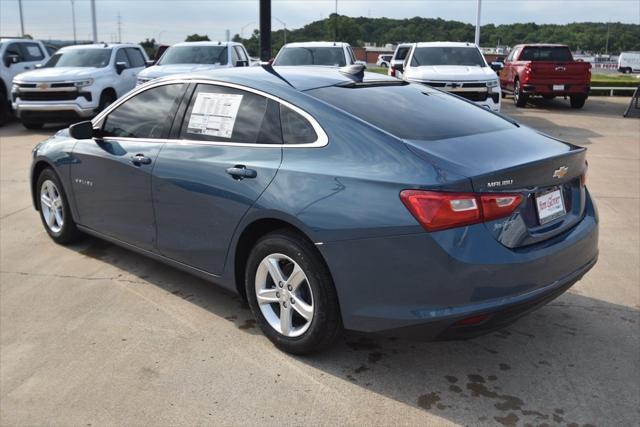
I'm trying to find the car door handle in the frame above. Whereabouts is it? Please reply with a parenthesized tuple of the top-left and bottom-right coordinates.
(130, 153, 152, 165)
(226, 165, 257, 180)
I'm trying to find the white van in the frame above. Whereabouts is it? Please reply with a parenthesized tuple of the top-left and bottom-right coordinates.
(618, 52, 640, 74)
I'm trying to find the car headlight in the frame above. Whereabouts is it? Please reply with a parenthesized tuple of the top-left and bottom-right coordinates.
(74, 79, 94, 88)
(486, 80, 499, 88)
(11, 82, 20, 92)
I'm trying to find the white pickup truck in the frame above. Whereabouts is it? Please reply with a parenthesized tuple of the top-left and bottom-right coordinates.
(11, 43, 148, 128)
(273, 42, 364, 67)
(391, 42, 503, 111)
(0, 38, 51, 125)
(137, 41, 252, 85)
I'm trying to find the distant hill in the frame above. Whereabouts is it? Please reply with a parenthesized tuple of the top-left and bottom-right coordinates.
(233, 15, 640, 57)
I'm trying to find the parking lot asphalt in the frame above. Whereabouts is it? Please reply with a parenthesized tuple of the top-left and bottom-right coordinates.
(1, 96, 638, 426)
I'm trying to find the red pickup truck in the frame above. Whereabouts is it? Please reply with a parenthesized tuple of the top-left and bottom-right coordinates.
(500, 44, 591, 108)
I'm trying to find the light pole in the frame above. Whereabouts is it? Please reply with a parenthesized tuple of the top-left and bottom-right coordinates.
(71, 0, 77, 43)
(90, 0, 98, 42)
(274, 16, 286, 45)
(18, 0, 25, 37)
(474, 0, 482, 46)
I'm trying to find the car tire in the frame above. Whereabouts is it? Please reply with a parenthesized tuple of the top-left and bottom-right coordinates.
(513, 80, 528, 107)
(381, 62, 388, 68)
(570, 94, 587, 109)
(245, 229, 342, 355)
(97, 91, 116, 113)
(36, 168, 83, 244)
(0, 88, 8, 127)
(23, 121, 44, 130)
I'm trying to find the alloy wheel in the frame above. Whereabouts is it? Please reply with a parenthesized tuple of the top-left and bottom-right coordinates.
(254, 253, 314, 337)
(40, 180, 64, 233)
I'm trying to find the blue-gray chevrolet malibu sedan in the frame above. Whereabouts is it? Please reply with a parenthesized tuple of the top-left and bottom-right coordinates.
(30, 66, 598, 354)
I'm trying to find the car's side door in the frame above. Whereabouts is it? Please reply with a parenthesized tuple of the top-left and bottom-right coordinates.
(501, 47, 519, 91)
(3, 43, 29, 84)
(152, 82, 284, 275)
(70, 83, 187, 250)
(113, 47, 137, 96)
(18, 42, 47, 71)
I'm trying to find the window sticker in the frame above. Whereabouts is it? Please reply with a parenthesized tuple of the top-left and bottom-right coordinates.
(26, 45, 42, 57)
(186, 92, 243, 138)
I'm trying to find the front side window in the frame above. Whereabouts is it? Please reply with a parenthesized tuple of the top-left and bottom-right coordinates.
(44, 49, 111, 68)
(126, 48, 146, 67)
(102, 83, 186, 139)
(4, 43, 23, 63)
(395, 46, 410, 61)
(412, 47, 486, 67)
(180, 84, 281, 144)
(115, 49, 130, 67)
(21, 43, 44, 61)
(275, 47, 346, 67)
(308, 83, 512, 141)
(280, 105, 317, 144)
(158, 45, 229, 65)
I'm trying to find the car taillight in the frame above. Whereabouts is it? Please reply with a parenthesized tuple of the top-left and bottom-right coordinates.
(400, 190, 523, 232)
(580, 160, 588, 187)
(390, 68, 396, 77)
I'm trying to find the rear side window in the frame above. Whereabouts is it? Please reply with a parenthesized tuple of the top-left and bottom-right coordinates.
(126, 48, 146, 67)
(280, 105, 317, 144)
(520, 46, 573, 61)
(180, 84, 281, 144)
(275, 47, 346, 67)
(308, 84, 512, 141)
(102, 83, 186, 139)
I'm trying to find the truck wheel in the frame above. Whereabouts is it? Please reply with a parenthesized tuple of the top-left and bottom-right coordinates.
(570, 95, 587, 109)
(23, 121, 44, 130)
(97, 91, 116, 113)
(513, 80, 528, 107)
(0, 88, 7, 127)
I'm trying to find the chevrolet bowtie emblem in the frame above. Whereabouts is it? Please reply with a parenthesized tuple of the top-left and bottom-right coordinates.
(553, 166, 569, 179)
(37, 83, 50, 90)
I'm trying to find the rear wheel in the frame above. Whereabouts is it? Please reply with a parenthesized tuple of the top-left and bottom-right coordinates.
(570, 94, 587, 109)
(245, 230, 342, 354)
(513, 80, 528, 107)
(36, 168, 82, 244)
(23, 121, 44, 130)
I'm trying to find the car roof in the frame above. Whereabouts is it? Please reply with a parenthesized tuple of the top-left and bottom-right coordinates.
(415, 42, 478, 48)
(1, 38, 40, 43)
(170, 41, 240, 47)
(282, 41, 349, 48)
(156, 65, 398, 93)
(58, 43, 140, 51)
(514, 43, 569, 47)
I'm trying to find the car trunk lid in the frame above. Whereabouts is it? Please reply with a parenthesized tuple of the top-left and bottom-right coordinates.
(404, 127, 588, 248)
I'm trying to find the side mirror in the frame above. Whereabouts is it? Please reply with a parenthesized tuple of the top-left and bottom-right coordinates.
(392, 62, 404, 73)
(490, 61, 504, 72)
(4, 54, 20, 67)
(145, 60, 155, 67)
(354, 60, 367, 67)
(115, 61, 127, 74)
(69, 121, 96, 140)
(235, 60, 248, 67)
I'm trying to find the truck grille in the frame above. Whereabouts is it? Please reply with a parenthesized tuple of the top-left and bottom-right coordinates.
(450, 91, 489, 102)
(17, 91, 91, 102)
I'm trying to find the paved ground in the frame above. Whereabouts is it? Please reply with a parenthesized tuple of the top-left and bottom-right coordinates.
(1, 97, 638, 426)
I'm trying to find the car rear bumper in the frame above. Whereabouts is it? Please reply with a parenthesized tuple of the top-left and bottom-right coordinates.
(319, 191, 598, 336)
(521, 83, 590, 95)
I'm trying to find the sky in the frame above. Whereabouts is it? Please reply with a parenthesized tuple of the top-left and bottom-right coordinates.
(1, 0, 639, 44)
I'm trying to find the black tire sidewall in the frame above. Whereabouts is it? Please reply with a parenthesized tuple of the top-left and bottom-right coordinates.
(36, 168, 80, 244)
(245, 230, 342, 354)
(98, 91, 116, 112)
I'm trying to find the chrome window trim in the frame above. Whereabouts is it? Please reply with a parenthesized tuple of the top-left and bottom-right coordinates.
(93, 78, 329, 148)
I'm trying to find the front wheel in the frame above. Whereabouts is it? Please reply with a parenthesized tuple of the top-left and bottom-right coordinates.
(570, 94, 587, 109)
(23, 121, 44, 130)
(36, 168, 82, 244)
(245, 230, 342, 354)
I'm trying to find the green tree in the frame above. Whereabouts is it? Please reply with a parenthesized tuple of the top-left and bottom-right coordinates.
(139, 38, 157, 58)
(185, 34, 210, 42)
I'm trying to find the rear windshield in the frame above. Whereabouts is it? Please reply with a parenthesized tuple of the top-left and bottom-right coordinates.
(44, 49, 111, 68)
(308, 83, 512, 141)
(520, 46, 573, 61)
(412, 47, 486, 67)
(275, 47, 346, 66)
(159, 45, 228, 65)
